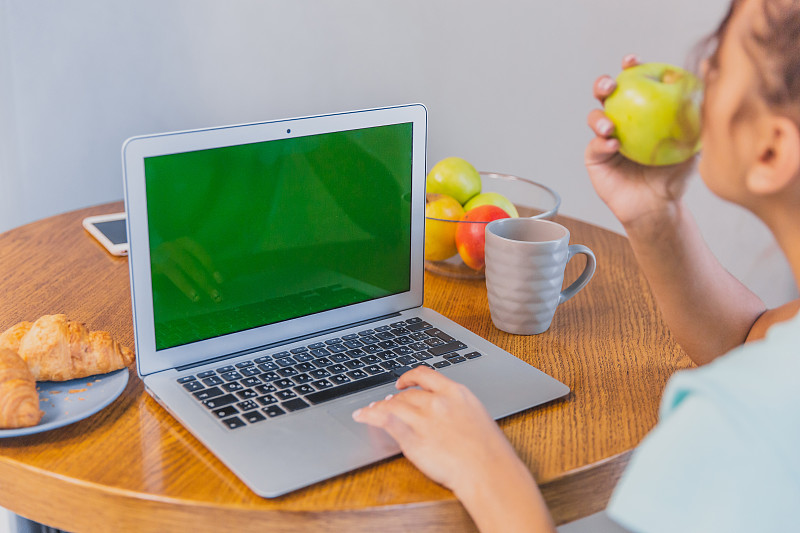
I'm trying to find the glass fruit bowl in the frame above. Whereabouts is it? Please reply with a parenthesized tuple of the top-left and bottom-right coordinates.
(425, 172, 561, 280)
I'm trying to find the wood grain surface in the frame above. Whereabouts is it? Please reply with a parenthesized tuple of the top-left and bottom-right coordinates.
(0, 202, 692, 532)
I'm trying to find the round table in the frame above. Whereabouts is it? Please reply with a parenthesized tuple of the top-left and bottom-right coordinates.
(0, 202, 691, 532)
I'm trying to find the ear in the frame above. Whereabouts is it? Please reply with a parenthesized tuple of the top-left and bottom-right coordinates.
(746, 116, 800, 195)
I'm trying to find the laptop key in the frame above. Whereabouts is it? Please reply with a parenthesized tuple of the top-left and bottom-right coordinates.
(204, 394, 238, 409)
(310, 348, 330, 358)
(236, 400, 259, 411)
(240, 377, 262, 388)
(308, 342, 326, 349)
(346, 359, 367, 369)
(465, 351, 483, 359)
(292, 373, 313, 384)
(434, 360, 451, 369)
(254, 384, 277, 395)
(406, 321, 431, 331)
(327, 344, 348, 354)
(222, 416, 247, 429)
(222, 382, 244, 393)
(212, 405, 239, 418)
(448, 355, 467, 364)
(294, 384, 315, 395)
(274, 379, 295, 389)
(396, 355, 417, 366)
(414, 351, 433, 361)
(182, 381, 204, 392)
(330, 374, 351, 386)
(292, 352, 314, 363)
(360, 335, 380, 345)
(258, 362, 279, 372)
(262, 405, 286, 418)
(257, 394, 278, 406)
(365, 364, 385, 375)
(295, 362, 315, 372)
(235, 361, 254, 368)
(259, 371, 281, 382)
(331, 354, 350, 364)
(275, 357, 296, 367)
(328, 364, 348, 374)
(244, 411, 266, 424)
(380, 360, 402, 371)
(177, 375, 196, 384)
(276, 390, 297, 401)
(216, 365, 235, 373)
(202, 376, 224, 387)
(347, 369, 369, 380)
(236, 389, 258, 400)
(428, 341, 468, 357)
(240, 367, 261, 377)
(342, 333, 359, 341)
(290, 347, 308, 354)
(221, 371, 244, 382)
(313, 357, 333, 368)
(282, 398, 310, 412)
(311, 379, 333, 390)
(277, 367, 299, 378)
(405, 317, 423, 324)
(253, 355, 273, 364)
(309, 369, 332, 380)
(197, 370, 217, 378)
(194, 386, 224, 401)
(305, 372, 396, 405)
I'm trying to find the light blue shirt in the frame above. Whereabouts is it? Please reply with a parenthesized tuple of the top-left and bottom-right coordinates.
(606, 311, 800, 533)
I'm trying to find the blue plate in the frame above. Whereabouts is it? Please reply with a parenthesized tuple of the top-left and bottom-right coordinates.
(0, 368, 129, 438)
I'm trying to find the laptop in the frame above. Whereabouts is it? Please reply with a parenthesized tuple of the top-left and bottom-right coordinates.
(122, 103, 569, 497)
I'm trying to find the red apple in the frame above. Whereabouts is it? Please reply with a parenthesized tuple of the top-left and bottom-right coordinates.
(455, 205, 510, 270)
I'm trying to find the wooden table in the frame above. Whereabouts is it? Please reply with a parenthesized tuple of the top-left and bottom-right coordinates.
(0, 202, 692, 532)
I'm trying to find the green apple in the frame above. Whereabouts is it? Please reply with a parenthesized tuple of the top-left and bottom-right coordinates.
(426, 157, 482, 205)
(463, 192, 519, 218)
(604, 62, 702, 166)
(425, 193, 464, 261)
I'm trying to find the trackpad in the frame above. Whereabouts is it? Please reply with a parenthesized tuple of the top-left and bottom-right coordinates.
(327, 388, 401, 456)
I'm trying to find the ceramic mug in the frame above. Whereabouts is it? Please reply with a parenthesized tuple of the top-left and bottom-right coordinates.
(484, 218, 596, 335)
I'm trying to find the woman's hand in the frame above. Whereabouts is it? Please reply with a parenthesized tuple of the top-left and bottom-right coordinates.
(353, 366, 555, 533)
(586, 54, 696, 233)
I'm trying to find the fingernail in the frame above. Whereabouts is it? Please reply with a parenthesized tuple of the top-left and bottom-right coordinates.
(598, 77, 614, 93)
(597, 119, 613, 135)
(352, 409, 362, 419)
(385, 394, 394, 401)
(623, 54, 640, 65)
(368, 401, 376, 408)
(606, 138, 619, 150)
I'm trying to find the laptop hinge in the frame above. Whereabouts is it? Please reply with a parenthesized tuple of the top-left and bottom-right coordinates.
(175, 312, 403, 372)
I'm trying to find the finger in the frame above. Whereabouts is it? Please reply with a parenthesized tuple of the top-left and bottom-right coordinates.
(160, 256, 201, 302)
(587, 109, 615, 138)
(396, 366, 457, 393)
(585, 136, 621, 166)
(352, 397, 424, 440)
(593, 75, 617, 102)
(389, 387, 433, 410)
(622, 53, 641, 69)
(179, 237, 225, 284)
(171, 245, 223, 303)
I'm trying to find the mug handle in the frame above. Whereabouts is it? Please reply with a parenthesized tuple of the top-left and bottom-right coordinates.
(558, 245, 596, 304)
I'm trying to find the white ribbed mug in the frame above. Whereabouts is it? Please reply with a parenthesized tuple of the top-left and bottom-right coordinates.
(484, 218, 596, 335)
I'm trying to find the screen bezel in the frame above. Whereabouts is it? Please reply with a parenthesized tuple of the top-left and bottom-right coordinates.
(123, 104, 427, 377)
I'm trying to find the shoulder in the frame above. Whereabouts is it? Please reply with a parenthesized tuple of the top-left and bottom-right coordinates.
(607, 316, 800, 533)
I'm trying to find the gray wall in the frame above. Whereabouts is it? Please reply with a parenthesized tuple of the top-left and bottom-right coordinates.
(1, 0, 795, 305)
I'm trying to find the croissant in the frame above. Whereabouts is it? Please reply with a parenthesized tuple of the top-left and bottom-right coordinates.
(0, 348, 43, 428)
(0, 314, 134, 381)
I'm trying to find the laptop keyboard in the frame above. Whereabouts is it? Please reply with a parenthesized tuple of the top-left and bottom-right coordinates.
(176, 317, 483, 429)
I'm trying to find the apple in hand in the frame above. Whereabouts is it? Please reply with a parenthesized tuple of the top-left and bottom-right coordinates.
(463, 192, 519, 218)
(455, 205, 510, 271)
(604, 62, 702, 166)
(425, 193, 465, 261)
(426, 157, 482, 205)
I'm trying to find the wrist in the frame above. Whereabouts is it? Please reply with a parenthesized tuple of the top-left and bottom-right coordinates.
(621, 199, 687, 242)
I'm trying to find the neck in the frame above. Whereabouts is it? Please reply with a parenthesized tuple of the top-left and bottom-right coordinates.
(757, 202, 800, 290)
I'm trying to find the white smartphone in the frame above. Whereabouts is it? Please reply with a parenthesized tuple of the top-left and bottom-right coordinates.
(82, 212, 128, 256)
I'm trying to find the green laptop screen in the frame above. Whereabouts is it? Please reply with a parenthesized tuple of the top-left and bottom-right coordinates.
(144, 122, 413, 351)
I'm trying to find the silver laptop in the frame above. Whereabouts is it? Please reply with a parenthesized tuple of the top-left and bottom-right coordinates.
(122, 103, 569, 497)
